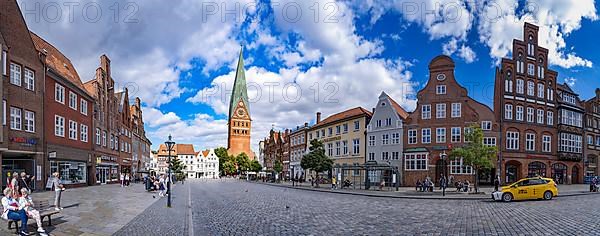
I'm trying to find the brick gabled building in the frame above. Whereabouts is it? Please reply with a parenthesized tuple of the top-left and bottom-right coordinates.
(84, 55, 121, 184)
(289, 123, 309, 179)
(584, 89, 600, 178)
(404, 55, 498, 186)
(115, 89, 133, 175)
(494, 23, 560, 184)
(130, 97, 152, 178)
(31, 33, 95, 187)
(556, 83, 585, 184)
(0, 0, 46, 190)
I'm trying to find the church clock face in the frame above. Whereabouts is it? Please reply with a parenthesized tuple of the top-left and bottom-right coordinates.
(237, 108, 246, 117)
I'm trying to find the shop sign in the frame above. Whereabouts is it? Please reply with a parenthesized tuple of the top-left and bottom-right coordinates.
(10, 137, 38, 146)
(323, 136, 341, 143)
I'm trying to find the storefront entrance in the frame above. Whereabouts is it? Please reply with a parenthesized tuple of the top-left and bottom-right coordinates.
(505, 161, 520, 183)
(2, 158, 35, 189)
(528, 162, 547, 178)
(96, 166, 110, 184)
(552, 163, 567, 184)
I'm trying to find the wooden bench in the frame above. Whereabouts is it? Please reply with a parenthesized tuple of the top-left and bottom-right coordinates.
(7, 200, 60, 233)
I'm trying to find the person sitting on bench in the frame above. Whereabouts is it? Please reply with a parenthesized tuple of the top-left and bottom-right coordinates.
(19, 188, 47, 235)
(1, 188, 29, 236)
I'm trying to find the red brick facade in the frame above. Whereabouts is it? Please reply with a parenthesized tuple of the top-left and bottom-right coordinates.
(493, 23, 582, 184)
(0, 0, 46, 190)
(403, 55, 498, 186)
(584, 90, 600, 178)
(32, 33, 95, 187)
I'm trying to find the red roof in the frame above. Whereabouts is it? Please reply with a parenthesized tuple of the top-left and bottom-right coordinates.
(388, 96, 410, 119)
(313, 107, 372, 128)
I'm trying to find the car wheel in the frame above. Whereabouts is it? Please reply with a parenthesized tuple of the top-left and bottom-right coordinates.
(502, 193, 513, 202)
(543, 191, 553, 200)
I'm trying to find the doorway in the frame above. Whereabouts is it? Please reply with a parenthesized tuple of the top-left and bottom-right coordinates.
(96, 167, 110, 184)
(435, 159, 447, 183)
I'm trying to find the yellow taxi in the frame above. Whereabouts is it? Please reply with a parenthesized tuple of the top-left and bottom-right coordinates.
(492, 177, 558, 202)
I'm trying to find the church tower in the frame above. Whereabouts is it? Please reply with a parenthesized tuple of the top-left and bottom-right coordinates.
(227, 47, 254, 160)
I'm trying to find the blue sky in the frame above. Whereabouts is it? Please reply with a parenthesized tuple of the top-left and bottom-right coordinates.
(20, 0, 599, 152)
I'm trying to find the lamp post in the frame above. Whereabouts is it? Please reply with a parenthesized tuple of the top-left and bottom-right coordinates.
(165, 134, 175, 208)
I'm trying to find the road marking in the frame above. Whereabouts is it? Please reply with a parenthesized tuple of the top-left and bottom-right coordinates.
(188, 182, 194, 236)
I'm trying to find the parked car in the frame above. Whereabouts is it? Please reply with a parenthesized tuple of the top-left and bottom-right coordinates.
(492, 177, 558, 202)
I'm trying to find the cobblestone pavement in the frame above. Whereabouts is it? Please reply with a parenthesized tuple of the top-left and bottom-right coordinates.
(0, 183, 159, 236)
(183, 180, 600, 236)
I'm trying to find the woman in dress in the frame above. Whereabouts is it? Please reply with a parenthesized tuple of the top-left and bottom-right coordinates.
(18, 188, 46, 235)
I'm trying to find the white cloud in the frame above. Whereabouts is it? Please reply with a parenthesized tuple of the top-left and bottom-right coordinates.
(564, 77, 577, 87)
(458, 44, 476, 63)
(477, 0, 597, 68)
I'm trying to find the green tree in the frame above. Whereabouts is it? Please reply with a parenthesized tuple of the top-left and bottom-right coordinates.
(250, 160, 262, 172)
(236, 152, 251, 174)
(222, 161, 237, 176)
(273, 160, 283, 174)
(168, 157, 186, 180)
(449, 125, 498, 193)
(215, 147, 230, 176)
(301, 139, 333, 188)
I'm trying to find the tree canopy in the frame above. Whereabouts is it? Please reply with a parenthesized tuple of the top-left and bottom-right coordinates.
(449, 125, 498, 193)
(273, 160, 283, 173)
(301, 139, 333, 175)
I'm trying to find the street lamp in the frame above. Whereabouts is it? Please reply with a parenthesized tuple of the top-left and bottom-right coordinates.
(165, 134, 176, 208)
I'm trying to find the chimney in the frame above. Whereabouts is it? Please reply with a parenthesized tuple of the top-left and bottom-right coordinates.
(372, 108, 375, 114)
(136, 97, 141, 107)
(596, 88, 600, 98)
(316, 112, 321, 124)
(100, 54, 111, 77)
(304, 122, 308, 128)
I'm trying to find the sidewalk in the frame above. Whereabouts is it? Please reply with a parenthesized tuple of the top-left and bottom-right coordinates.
(0, 183, 159, 236)
(254, 181, 598, 200)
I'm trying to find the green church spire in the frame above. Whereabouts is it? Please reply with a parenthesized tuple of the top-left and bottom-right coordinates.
(229, 46, 250, 118)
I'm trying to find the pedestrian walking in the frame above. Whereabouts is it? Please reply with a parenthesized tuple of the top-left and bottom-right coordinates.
(125, 174, 130, 187)
(120, 173, 125, 187)
(158, 175, 166, 197)
(331, 177, 337, 190)
(19, 188, 47, 235)
(379, 179, 385, 191)
(51, 172, 65, 211)
(494, 175, 500, 192)
(18, 172, 35, 194)
(11, 172, 19, 197)
(2, 188, 30, 236)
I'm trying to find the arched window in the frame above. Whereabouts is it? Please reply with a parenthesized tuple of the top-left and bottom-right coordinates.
(551, 163, 567, 184)
(538, 58, 545, 79)
(528, 161, 546, 177)
(547, 81, 554, 101)
(505, 70, 513, 93)
(528, 35, 535, 56)
(517, 53, 524, 74)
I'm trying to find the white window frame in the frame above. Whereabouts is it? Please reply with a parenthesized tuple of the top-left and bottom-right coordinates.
(525, 133, 535, 151)
(408, 129, 417, 144)
(24, 68, 34, 91)
(436, 85, 446, 95)
(450, 158, 473, 175)
(516, 106, 524, 121)
(436, 128, 446, 143)
(527, 107, 534, 123)
(422, 105, 431, 120)
(368, 135, 375, 146)
(537, 83, 545, 98)
(81, 124, 88, 142)
(10, 63, 21, 86)
(547, 111, 554, 125)
(516, 79, 524, 94)
(404, 153, 428, 171)
(81, 99, 88, 116)
(436, 103, 446, 119)
(483, 137, 497, 147)
(451, 127, 461, 143)
(69, 120, 78, 140)
(451, 103, 461, 118)
(481, 121, 492, 131)
(55, 83, 65, 104)
(55, 115, 65, 137)
(505, 104, 513, 120)
(10, 107, 22, 130)
(537, 109, 544, 124)
(96, 128, 101, 145)
(382, 134, 389, 145)
(421, 128, 431, 144)
(542, 135, 551, 153)
(506, 132, 519, 150)
(69, 92, 78, 110)
(24, 110, 34, 133)
(527, 81, 535, 96)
